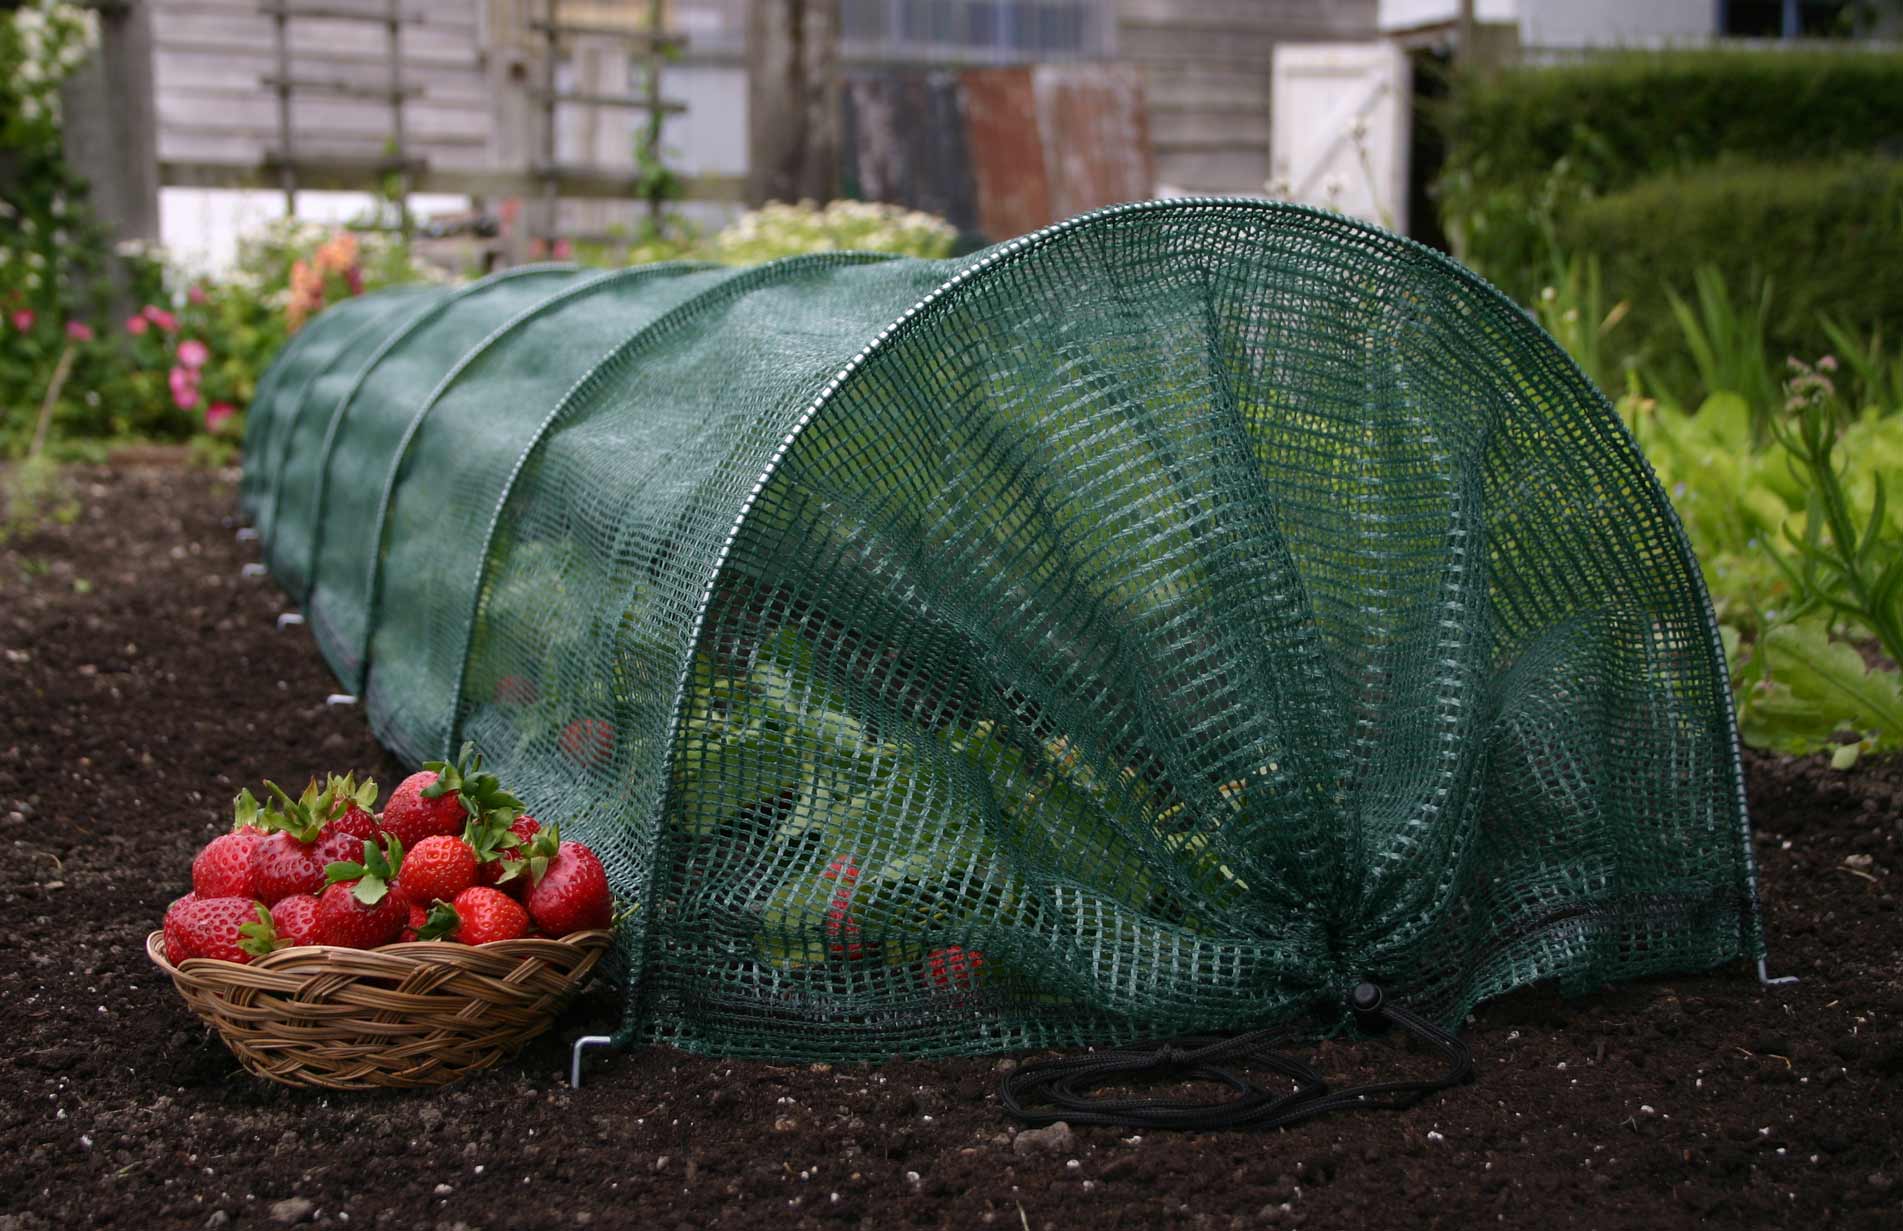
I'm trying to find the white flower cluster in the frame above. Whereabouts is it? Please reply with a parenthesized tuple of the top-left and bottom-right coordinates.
(713, 199, 959, 264)
(9, 0, 101, 126)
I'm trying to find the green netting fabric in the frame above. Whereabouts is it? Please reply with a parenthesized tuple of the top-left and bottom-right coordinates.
(242, 198, 1765, 1061)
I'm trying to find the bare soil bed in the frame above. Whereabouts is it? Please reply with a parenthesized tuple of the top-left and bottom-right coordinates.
(1, 465, 1898, 1231)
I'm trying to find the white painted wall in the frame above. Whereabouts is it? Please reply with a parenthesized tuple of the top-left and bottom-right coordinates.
(1377, 0, 1517, 31)
(1270, 43, 1412, 232)
(1379, 0, 1714, 44)
(1520, 0, 1714, 48)
(159, 189, 470, 275)
(662, 64, 748, 180)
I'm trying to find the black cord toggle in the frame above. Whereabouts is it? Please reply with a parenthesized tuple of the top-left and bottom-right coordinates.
(997, 984, 1473, 1132)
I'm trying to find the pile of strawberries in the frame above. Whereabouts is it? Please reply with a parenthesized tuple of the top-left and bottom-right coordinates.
(162, 745, 614, 964)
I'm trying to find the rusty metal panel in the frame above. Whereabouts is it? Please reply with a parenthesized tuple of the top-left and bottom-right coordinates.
(1032, 63, 1155, 220)
(840, 69, 978, 235)
(959, 67, 1052, 243)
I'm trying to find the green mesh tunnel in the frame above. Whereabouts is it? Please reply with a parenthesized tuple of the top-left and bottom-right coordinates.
(239, 199, 1766, 1060)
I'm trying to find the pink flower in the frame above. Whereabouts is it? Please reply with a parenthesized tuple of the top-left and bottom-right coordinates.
(142, 304, 179, 332)
(188, 284, 209, 305)
(168, 365, 201, 411)
(552, 239, 573, 260)
(176, 338, 210, 369)
(125, 315, 150, 336)
(10, 309, 35, 332)
(204, 402, 236, 434)
(344, 266, 364, 296)
(65, 320, 94, 342)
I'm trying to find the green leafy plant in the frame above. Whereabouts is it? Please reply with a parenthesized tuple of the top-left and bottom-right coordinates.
(1532, 250, 1629, 395)
(1765, 359, 1903, 669)
(1659, 266, 1781, 440)
(1732, 622, 1903, 764)
(711, 200, 958, 265)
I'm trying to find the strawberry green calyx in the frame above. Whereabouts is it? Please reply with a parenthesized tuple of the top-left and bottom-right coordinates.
(420, 742, 524, 828)
(232, 787, 267, 833)
(414, 898, 461, 942)
(463, 812, 525, 873)
(235, 903, 284, 959)
(517, 822, 564, 888)
(261, 778, 339, 844)
(324, 771, 379, 814)
(324, 834, 405, 905)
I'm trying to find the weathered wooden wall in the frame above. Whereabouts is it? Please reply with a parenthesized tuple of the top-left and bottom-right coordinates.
(151, 0, 492, 179)
(839, 64, 1153, 243)
(1119, 0, 1379, 193)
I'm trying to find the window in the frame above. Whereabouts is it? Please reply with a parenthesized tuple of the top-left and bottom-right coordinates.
(1721, 0, 1869, 37)
(841, 0, 1114, 63)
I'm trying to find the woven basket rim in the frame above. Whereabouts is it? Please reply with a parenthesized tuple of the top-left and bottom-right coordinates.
(147, 925, 615, 1089)
(145, 927, 614, 975)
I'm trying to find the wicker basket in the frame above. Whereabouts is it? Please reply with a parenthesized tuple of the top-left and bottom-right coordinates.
(147, 928, 614, 1089)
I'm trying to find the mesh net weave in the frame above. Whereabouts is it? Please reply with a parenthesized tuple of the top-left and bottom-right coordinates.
(241, 199, 1766, 1060)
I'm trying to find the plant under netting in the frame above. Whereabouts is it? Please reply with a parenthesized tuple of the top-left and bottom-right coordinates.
(240, 199, 1769, 1095)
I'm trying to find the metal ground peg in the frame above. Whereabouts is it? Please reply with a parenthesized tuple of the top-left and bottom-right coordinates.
(241, 563, 267, 577)
(236, 527, 259, 542)
(571, 1034, 616, 1088)
(1757, 958, 1798, 987)
(324, 694, 358, 707)
(276, 612, 304, 630)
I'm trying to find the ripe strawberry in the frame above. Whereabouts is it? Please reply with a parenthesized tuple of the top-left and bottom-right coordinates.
(397, 901, 429, 943)
(381, 743, 521, 848)
(494, 674, 538, 706)
(269, 893, 324, 947)
(317, 881, 409, 948)
(323, 772, 380, 839)
(193, 787, 276, 897)
(163, 894, 264, 964)
(417, 886, 530, 945)
(560, 718, 614, 768)
(251, 778, 360, 903)
(472, 814, 540, 894)
(926, 946, 985, 990)
(519, 825, 612, 935)
(317, 835, 408, 949)
(193, 832, 258, 898)
(252, 830, 327, 904)
(822, 857, 863, 961)
(396, 835, 478, 904)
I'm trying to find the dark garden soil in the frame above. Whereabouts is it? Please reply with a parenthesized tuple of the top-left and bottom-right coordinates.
(1, 464, 1899, 1231)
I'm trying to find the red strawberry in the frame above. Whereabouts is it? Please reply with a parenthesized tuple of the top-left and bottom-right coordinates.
(323, 772, 380, 839)
(269, 893, 324, 947)
(474, 814, 540, 894)
(519, 826, 612, 935)
(926, 946, 985, 990)
(318, 834, 409, 948)
(162, 894, 264, 964)
(317, 881, 409, 949)
(252, 830, 327, 904)
(494, 674, 538, 706)
(396, 835, 478, 904)
(313, 826, 373, 869)
(822, 857, 862, 961)
(560, 718, 614, 768)
(252, 777, 375, 903)
(192, 786, 278, 897)
(192, 832, 259, 898)
(397, 901, 429, 943)
(381, 743, 521, 848)
(418, 886, 530, 945)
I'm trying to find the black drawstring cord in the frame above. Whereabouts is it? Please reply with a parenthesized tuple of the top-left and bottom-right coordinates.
(998, 983, 1473, 1131)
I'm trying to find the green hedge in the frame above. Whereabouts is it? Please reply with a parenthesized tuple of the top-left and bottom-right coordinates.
(1558, 157, 1903, 391)
(1436, 48, 1903, 299)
